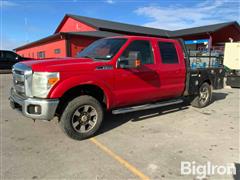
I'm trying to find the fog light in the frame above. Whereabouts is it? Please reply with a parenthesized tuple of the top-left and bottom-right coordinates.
(27, 105, 41, 114)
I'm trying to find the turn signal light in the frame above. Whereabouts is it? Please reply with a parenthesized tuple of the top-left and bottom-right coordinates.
(135, 59, 141, 67)
(48, 77, 59, 85)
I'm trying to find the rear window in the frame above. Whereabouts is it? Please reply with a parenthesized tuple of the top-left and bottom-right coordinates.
(158, 42, 179, 64)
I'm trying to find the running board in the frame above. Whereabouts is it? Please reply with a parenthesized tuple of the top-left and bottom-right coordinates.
(112, 99, 184, 115)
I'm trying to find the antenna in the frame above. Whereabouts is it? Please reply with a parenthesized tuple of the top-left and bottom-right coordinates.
(24, 17, 29, 43)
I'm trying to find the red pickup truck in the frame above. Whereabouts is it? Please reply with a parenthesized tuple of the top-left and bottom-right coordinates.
(10, 36, 224, 140)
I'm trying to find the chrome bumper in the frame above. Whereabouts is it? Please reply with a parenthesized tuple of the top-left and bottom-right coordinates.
(9, 88, 59, 120)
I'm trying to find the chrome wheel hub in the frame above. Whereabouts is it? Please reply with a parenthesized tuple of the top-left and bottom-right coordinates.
(81, 115, 88, 122)
(80, 114, 89, 122)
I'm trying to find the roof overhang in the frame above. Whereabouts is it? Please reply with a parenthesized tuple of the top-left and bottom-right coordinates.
(14, 31, 122, 51)
(14, 33, 63, 51)
(170, 21, 240, 37)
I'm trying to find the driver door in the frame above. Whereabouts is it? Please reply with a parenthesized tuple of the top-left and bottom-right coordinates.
(113, 40, 160, 107)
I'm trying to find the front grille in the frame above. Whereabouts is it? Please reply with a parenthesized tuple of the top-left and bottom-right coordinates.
(12, 63, 32, 97)
(14, 69, 24, 75)
(13, 70, 25, 95)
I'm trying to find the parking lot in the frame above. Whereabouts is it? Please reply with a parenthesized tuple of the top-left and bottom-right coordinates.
(1, 74, 239, 180)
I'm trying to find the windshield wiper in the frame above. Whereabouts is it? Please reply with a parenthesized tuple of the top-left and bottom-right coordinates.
(81, 56, 110, 61)
(94, 57, 111, 61)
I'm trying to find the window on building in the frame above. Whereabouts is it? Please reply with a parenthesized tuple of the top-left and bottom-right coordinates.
(37, 51, 45, 59)
(158, 42, 179, 64)
(32, 52, 34, 58)
(54, 49, 61, 54)
(120, 40, 154, 64)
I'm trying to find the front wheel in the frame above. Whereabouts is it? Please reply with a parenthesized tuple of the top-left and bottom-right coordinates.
(59, 95, 103, 140)
(191, 82, 212, 108)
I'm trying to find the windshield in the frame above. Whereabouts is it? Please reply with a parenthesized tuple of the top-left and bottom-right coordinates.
(77, 38, 127, 61)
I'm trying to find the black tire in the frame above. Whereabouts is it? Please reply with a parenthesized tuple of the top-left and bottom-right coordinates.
(191, 82, 212, 108)
(59, 95, 103, 140)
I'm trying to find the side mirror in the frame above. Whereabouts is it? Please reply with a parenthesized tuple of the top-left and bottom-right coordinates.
(118, 51, 142, 69)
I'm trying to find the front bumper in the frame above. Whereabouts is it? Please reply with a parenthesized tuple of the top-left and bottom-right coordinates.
(9, 88, 59, 120)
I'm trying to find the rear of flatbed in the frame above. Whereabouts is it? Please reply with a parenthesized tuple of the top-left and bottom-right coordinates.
(187, 67, 225, 94)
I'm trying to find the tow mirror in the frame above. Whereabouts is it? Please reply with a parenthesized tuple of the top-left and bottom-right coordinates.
(118, 51, 142, 69)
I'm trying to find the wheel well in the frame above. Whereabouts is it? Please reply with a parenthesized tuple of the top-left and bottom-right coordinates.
(56, 85, 106, 117)
(203, 79, 211, 85)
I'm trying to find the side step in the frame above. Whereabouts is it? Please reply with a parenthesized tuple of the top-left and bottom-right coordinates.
(112, 99, 184, 115)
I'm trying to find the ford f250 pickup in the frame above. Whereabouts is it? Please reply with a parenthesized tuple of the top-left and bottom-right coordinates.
(9, 36, 224, 140)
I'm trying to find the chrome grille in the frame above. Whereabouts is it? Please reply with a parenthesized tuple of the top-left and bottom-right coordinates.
(13, 69, 25, 95)
(12, 63, 32, 97)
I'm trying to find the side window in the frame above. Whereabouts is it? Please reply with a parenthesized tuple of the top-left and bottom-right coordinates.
(121, 40, 154, 64)
(54, 49, 61, 54)
(158, 42, 179, 64)
(0, 51, 4, 60)
(6, 52, 18, 61)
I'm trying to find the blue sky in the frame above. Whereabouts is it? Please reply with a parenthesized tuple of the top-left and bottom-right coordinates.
(1, 0, 239, 50)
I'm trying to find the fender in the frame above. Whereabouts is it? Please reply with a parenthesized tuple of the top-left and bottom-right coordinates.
(199, 72, 213, 86)
(48, 75, 115, 109)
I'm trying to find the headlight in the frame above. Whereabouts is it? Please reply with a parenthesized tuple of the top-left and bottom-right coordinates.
(32, 72, 60, 98)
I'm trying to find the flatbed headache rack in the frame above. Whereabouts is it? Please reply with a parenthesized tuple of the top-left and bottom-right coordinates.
(176, 38, 224, 70)
(188, 49, 224, 69)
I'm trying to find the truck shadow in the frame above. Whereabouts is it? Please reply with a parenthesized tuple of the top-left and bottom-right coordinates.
(98, 102, 189, 135)
(98, 92, 228, 135)
(211, 92, 228, 104)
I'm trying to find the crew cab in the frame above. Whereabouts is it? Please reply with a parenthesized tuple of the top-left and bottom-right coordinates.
(9, 36, 224, 140)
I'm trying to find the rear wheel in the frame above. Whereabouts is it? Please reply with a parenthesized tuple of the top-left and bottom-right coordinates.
(191, 82, 212, 108)
(60, 95, 103, 140)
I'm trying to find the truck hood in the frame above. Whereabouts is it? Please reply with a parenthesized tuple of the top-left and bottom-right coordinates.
(22, 57, 101, 72)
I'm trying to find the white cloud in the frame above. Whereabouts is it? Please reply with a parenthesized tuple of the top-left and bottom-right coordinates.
(0, 1, 18, 7)
(135, 0, 240, 30)
(105, 0, 114, 4)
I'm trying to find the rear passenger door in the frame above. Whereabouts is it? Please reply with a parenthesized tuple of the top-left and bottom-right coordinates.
(156, 41, 186, 98)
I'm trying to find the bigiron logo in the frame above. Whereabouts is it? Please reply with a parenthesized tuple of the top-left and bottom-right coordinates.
(180, 161, 236, 179)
